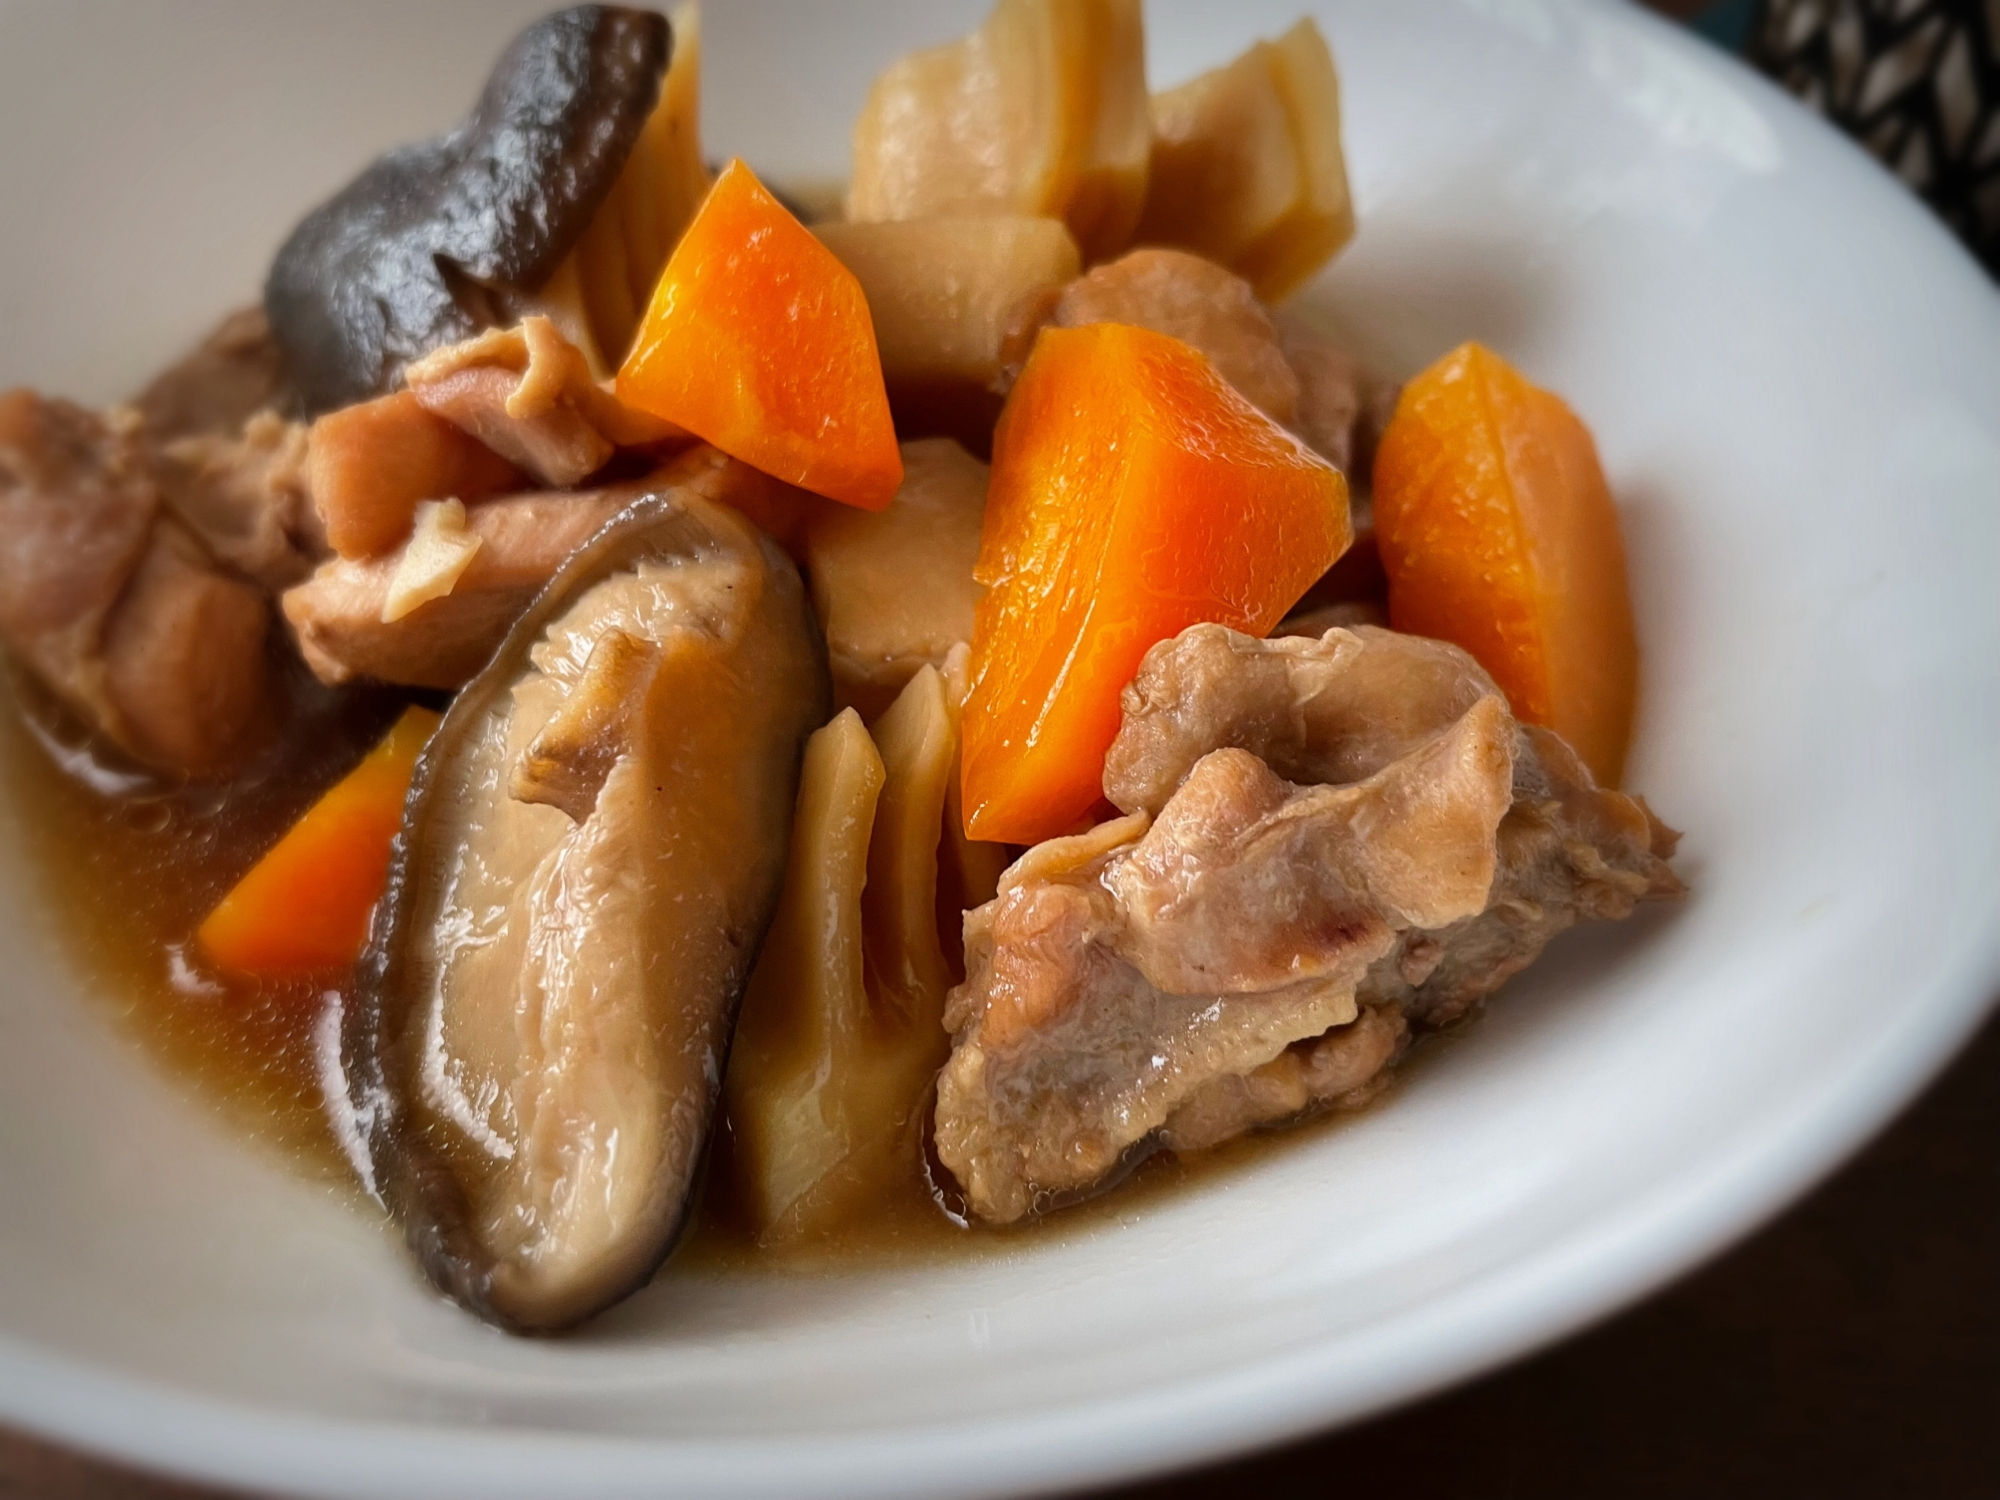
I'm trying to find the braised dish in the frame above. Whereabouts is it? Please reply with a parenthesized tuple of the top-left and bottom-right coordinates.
(0, 2, 1681, 1333)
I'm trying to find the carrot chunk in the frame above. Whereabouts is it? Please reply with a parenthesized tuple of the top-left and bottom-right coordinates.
(960, 322, 1350, 844)
(196, 707, 439, 975)
(616, 159, 903, 510)
(308, 392, 524, 559)
(1373, 342, 1638, 786)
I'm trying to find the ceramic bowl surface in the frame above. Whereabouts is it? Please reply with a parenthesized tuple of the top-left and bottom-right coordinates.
(0, 2, 1996, 1496)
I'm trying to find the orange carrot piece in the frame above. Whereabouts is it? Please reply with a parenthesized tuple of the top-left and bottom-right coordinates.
(961, 322, 1350, 845)
(1373, 342, 1637, 786)
(616, 159, 903, 510)
(308, 392, 524, 559)
(197, 707, 440, 975)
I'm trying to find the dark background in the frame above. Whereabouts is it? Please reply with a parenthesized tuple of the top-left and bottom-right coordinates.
(3, 1007, 1992, 1499)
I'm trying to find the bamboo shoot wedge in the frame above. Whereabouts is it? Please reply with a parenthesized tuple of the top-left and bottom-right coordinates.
(1136, 19, 1356, 301)
(846, 0, 1150, 263)
(725, 667, 961, 1243)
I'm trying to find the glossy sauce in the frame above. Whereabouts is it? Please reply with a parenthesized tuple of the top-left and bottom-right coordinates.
(1, 674, 1409, 1269)
(0, 671, 400, 1181)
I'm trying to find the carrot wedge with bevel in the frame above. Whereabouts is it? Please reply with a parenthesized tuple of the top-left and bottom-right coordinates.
(197, 706, 439, 975)
(1373, 342, 1637, 786)
(960, 322, 1350, 845)
(616, 159, 903, 510)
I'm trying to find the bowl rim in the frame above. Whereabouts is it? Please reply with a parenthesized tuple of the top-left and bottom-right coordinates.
(3, 2, 1999, 1496)
(3, 948, 1995, 1500)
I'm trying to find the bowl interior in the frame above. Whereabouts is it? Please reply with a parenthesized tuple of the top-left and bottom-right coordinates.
(1, 2, 1997, 1497)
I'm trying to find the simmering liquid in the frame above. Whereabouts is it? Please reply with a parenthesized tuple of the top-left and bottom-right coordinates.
(0, 672, 401, 1179)
(1, 677, 1404, 1270)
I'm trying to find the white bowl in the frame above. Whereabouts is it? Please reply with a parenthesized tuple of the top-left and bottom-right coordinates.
(2, 2, 1997, 1496)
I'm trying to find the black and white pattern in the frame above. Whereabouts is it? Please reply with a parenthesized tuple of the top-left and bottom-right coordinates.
(1751, 0, 2000, 275)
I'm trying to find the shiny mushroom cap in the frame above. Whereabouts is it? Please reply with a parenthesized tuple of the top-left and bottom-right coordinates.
(266, 6, 670, 415)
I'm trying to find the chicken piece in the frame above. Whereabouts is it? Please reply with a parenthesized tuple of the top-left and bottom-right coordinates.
(403, 316, 687, 488)
(1360, 721, 1682, 1028)
(307, 390, 526, 560)
(125, 309, 324, 589)
(1159, 1002, 1407, 1154)
(282, 488, 631, 689)
(937, 708, 1512, 1224)
(98, 518, 273, 771)
(0, 393, 157, 732)
(282, 445, 769, 689)
(1272, 311, 1399, 484)
(1103, 622, 1496, 813)
(1111, 625, 1680, 1028)
(934, 623, 1679, 1223)
(151, 410, 325, 591)
(131, 306, 289, 443)
(0, 390, 273, 775)
(1046, 248, 1299, 426)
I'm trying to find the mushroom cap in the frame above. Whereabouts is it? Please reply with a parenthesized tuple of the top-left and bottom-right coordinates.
(266, 6, 670, 415)
(343, 478, 830, 1331)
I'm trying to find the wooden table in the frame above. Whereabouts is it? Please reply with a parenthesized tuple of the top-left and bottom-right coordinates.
(5, 1010, 1994, 1500)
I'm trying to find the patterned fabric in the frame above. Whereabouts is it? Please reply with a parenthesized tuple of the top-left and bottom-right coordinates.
(1750, 0, 2000, 276)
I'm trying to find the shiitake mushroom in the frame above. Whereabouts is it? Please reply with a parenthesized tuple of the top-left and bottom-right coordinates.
(342, 480, 828, 1331)
(266, 6, 671, 415)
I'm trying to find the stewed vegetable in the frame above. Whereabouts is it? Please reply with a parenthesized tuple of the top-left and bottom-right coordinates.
(0, 0, 1681, 1336)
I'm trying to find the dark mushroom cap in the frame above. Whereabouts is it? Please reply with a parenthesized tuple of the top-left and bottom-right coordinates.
(266, 6, 670, 415)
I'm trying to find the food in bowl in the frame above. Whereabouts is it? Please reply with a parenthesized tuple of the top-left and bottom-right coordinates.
(0, 0, 1681, 1332)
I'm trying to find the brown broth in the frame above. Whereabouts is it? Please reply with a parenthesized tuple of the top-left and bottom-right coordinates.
(1, 676, 1416, 1272)
(0, 670, 401, 1182)
(680, 1068, 1408, 1271)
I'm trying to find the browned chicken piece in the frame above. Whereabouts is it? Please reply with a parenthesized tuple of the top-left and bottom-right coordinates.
(403, 316, 686, 489)
(307, 391, 526, 560)
(0, 390, 272, 774)
(1047, 248, 1301, 426)
(1360, 721, 1682, 1028)
(1112, 625, 1680, 1030)
(935, 624, 1680, 1223)
(151, 411, 325, 591)
(98, 518, 273, 772)
(282, 445, 772, 689)
(1103, 623, 1496, 813)
(937, 706, 1514, 1223)
(0, 394, 156, 721)
(1269, 311, 1403, 481)
(1159, 1002, 1408, 1154)
(282, 488, 631, 689)
(131, 306, 289, 443)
